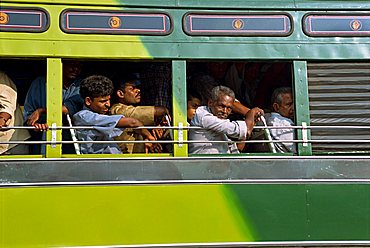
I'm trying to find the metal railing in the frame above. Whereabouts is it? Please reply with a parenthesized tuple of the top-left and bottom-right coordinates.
(2, 125, 370, 145)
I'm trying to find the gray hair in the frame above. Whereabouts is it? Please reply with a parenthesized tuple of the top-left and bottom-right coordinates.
(210, 86, 235, 102)
(271, 87, 292, 105)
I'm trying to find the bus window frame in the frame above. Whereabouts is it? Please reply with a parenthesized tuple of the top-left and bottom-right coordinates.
(182, 11, 294, 37)
(0, 6, 50, 33)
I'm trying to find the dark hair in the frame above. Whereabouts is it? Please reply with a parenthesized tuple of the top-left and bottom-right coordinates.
(210, 86, 235, 102)
(187, 89, 202, 102)
(80, 75, 114, 100)
(189, 74, 218, 104)
(115, 73, 140, 92)
(271, 87, 292, 105)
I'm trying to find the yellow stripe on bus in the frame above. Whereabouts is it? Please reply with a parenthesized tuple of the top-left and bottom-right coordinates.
(0, 185, 254, 247)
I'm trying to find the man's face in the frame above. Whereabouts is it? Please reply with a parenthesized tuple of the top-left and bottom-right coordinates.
(86, 95, 111, 115)
(63, 61, 82, 81)
(208, 94, 234, 119)
(117, 83, 141, 105)
(187, 97, 201, 121)
(274, 92, 294, 120)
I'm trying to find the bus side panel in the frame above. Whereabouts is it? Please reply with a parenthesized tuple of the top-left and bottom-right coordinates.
(225, 184, 308, 241)
(227, 184, 370, 241)
(2, 183, 369, 247)
(1, 185, 253, 247)
(307, 184, 370, 240)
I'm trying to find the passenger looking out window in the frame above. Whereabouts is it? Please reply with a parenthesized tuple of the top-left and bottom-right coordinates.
(23, 61, 84, 154)
(189, 86, 263, 154)
(110, 74, 167, 153)
(266, 87, 296, 153)
(73, 75, 158, 154)
(187, 89, 201, 124)
(0, 71, 30, 155)
(188, 71, 250, 117)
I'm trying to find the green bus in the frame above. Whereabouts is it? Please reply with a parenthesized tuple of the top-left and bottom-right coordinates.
(1, 0, 370, 247)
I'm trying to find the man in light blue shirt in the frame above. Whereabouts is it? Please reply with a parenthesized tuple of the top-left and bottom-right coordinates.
(73, 75, 157, 154)
(74, 106, 126, 154)
(267, 87, 296, 153)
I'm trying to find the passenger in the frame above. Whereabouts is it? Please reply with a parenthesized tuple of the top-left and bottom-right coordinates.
(110, 75, 167, 153)
(140, 62, 172, 110)
(0, 71, 30, 155)
(187, 89, 202, 123)
(267, 87, 296, 153)
(189, 73, 250, 117)
(23, 60, 84, 154)
(188, 74, 217, 105)
(73, 75, 157, 154)
(189, 86, 263, 154)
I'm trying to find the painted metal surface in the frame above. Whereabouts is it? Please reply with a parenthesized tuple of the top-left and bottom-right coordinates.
(5, 0, 370, 10)
(307, 62, 370, 153)
(1, 181, 370, 247)
(45, 59, 63, 158)
(172, 60, 188, 157)
(293, 61, 312, 156)
(1, 1, 370, 246)
(1, 3, 370, 60)
(1, 158, 370, 183)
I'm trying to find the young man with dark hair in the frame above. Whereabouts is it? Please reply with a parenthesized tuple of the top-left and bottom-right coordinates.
(73, 75, 156, 154)
(187, 89, 201, 123)
(109, 75, 168, 153)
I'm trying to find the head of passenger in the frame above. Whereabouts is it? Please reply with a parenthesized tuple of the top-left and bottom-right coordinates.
(80, 75, 113, 115)
(206, 62, 228, 82)
(189, 74, 218, 105)
(208, 86, 235, 120)
(271, 87, 294, 120)
(187, 90, 202, 122)
(63, 61, 82, 86)
(115, 75, 141, 106)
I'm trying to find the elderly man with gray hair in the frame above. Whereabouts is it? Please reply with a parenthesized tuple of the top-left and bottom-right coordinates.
(189, 86, 263, 154)
(267, 87, 296, 153)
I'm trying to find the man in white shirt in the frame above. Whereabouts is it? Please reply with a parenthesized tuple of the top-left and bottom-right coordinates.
(189, 86, 263, 154)
(0, 71, 30, 155)
(267, 87, 296, 153)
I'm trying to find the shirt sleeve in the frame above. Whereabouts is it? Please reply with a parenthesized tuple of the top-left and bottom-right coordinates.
(201, 114, 247, 140)
(75, 111, 123, 136)
(23, 77, 46, 122)
(268, 115, 296, 153)
(63, 79, 83, 116)
(0, 72, 17, 117)
(63, 94, 84, 117)
(113, 105, 155, 126)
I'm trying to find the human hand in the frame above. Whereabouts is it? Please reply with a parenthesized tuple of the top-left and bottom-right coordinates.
(0, 117, 8, 128)
(144, 134, 163, 153)
(0, 112, 11, 128)
(245, 107, 264, 137)
(27, 108, 45, 126)
(33, 123, 49, 132)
